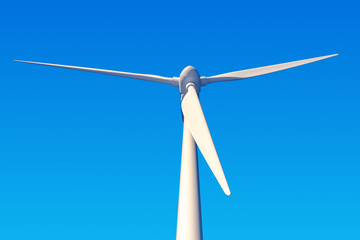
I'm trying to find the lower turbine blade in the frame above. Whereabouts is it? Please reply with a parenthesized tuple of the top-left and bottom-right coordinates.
(181, 85, 231, 196)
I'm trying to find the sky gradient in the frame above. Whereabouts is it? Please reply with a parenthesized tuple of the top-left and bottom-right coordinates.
(1, 0, 359, 239)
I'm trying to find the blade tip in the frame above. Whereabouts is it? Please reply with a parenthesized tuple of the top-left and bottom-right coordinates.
(325, 53, 338, 58)
(13, 60, 29, 63)
(224, 187, 231, 196)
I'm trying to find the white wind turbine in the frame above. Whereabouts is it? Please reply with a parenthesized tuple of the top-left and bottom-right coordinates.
(15, 54, 337, 240)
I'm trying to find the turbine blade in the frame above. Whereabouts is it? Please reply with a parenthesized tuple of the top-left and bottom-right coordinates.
(204, 54, 338, 84)
(181, 85, 230, 196)
(14, 60, 176, 85)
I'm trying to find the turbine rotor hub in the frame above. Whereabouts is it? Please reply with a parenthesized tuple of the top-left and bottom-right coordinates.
(179, 66, 201, 95)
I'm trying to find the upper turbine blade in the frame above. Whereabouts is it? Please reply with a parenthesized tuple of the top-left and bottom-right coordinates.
(14, 60, 176, 85)
(203, 54, 338, 84)
(181, 85, 230, 196)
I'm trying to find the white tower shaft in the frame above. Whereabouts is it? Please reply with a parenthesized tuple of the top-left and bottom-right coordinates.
(176, 120, 203, 240)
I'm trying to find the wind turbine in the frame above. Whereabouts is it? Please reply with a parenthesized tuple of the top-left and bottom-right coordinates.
(15, 53, 337, 240)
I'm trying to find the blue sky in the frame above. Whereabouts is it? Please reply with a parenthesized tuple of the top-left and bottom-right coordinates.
(1, 0, 359, 239)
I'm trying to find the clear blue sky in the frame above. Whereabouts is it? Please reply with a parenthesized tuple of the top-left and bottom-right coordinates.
(1, 0, 359, 239)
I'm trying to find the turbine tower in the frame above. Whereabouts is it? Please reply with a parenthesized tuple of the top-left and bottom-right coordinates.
(15, 54, 337, 240)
